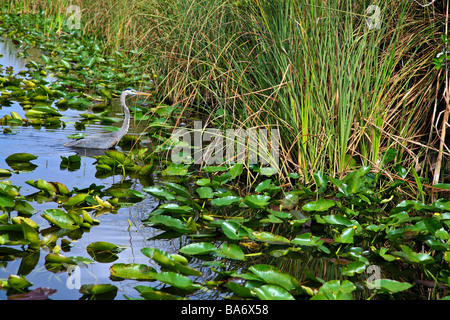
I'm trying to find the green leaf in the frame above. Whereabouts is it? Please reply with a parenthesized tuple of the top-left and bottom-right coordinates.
(144, 249, 202, 276)
(143, 186, 175, 201)
(211, 196, 241, 207)
(319, 215, 355, 227)
(221, 220, 250, 240)
(215, 243, 245, 260)
(252, 231, 290, 244)
(21, 222, 40, 251)
(312, 280, 356, 300)
(162, 163, 189, 176)
(302, 199, 335, 212)
(148, 215, 192, 233)
(164, 182, 191, 198)
(255, 179, 272, 193)
(79, 284, 117, 296)
(87, 241, 126, 262)
(179, 242, 217, 255)
(5, 153, 38, 162)
(243, 195, 271, 208)
(196, 187, 214, 199)
(253, 285, 295, 300)
(159, 203, 193, 215)
(229, 163, 243, 179)
(41, 209, 78, 229)
(249, 264, 299, 291)
(154, 272, 202, 290)
(366, 279, 413, 293)
(110, 263, 157, 280)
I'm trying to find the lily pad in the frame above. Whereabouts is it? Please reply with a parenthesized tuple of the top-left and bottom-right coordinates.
(110, 263, 157, 280)
(252, 284, 295, 300)
(302, 199, 336, 212)
(211, 196, 241, 207)
(243, 195, 271, 208)
(154, 272, 202, 290)
(179, 242, 217, 255)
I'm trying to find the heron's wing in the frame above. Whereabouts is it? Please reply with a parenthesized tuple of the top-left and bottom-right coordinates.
(64, 132, 119, 149)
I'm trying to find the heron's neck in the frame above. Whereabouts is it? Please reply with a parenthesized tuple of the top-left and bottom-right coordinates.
(118, 92, 131, 138)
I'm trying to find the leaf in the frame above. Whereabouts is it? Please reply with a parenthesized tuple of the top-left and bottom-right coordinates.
(64, 193, 89, 207)
(243, 195, 271, 208)
(5, 153, 37, 162)
(148, 215, 193, 233)
(252, 284, 295, 300)
(255, 179, 272, 193)
(229, 163, 243, 179)
(21, 222, 40, 251)
(196, 187, 214, 199)
(143, 249, 202, 276)
(159, 203, 194, 215)
(211, 196, 241, 207)
(179, 242, 217, 255)
(154, 272, 202, 290)
(162, 163, 189, 176)
(87, 241, 126, 263)
(249, 264, 299, 291)
(302, 199, 336, 212)
(221, 220, 250, 240)
(164, 182, 191, 198)
(319, 215, 355, 227)
(41, 209, 78, 229)
(110, 263, 157, 280)
(366, 279, 413, 293)
(252, 231, 290, 244)
(215, 243, 245, 260)
(79, 284, 117, 296)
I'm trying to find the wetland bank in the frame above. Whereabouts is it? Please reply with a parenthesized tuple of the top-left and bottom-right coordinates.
(1, 0, 450, 301)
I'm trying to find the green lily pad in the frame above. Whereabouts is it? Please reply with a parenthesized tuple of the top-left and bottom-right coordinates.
(148, 215, 193, 233)
(211, 196, 241, 207)
(252, 231, 290, 244)
(143, 186, 175, 201)
(179, 242, 217, 255)
(302, 199, 336, 212)
(243, 195, 271, 208)
(252, 284, 295, 300)
(87, 241, 126, 262)
(249, 264, 299, 291)
(41, 209, 78, 229)
(79, 284, 118, 296)
(159, 203, 193, 215)
(214, 243, 245, 260)
(154, 272, 202, 290)
(110, 263, 157, 280)
(366, 279, 413, 294)
(5, 153, 38, 162)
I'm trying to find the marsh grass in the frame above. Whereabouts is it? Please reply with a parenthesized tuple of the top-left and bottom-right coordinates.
(8, 0, 447, 187)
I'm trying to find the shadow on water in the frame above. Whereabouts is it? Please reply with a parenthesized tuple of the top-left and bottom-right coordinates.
(0, 38, 216, 300)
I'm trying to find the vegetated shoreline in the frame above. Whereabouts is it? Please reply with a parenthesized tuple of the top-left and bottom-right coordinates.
(3, 0, 448, 187)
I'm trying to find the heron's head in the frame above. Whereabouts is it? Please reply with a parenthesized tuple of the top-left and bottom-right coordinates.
(122, 88, 151, 97)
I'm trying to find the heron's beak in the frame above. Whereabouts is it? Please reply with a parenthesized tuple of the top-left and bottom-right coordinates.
(136, 92, 152, 96)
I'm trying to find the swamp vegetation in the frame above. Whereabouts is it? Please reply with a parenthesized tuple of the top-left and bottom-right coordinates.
(0, 0, 450, 300)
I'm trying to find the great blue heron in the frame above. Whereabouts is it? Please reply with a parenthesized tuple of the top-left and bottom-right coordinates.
(63, 88, 151, 149)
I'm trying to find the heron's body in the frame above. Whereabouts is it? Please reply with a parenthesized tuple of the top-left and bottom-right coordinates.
(64, 88, 149, 150)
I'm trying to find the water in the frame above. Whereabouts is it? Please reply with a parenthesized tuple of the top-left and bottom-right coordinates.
(0, 38, 199, 300)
